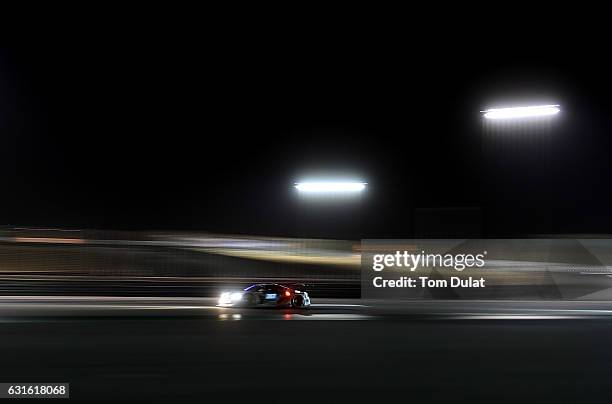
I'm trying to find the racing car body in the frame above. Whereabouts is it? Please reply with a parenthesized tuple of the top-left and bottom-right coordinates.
(218, 283, 311, 308)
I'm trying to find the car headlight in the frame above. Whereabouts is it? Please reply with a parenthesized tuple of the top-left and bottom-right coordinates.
(230, 292, 243, 302)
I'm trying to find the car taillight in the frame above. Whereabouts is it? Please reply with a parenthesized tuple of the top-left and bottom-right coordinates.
(285, 290, 291, 297)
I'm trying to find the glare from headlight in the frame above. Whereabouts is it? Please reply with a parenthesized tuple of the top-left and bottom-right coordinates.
(218, 292, 232, 305)
(218, 291, 243, 306)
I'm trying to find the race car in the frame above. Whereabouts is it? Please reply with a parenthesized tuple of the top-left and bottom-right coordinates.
(218, 283, 311, 308)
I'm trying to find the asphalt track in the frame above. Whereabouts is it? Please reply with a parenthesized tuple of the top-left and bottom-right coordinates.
(2, 297, 612, 403)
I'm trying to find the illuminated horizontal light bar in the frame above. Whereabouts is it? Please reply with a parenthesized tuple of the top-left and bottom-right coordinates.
(294, 182, 367, 193)
(482, 104, 560, 120)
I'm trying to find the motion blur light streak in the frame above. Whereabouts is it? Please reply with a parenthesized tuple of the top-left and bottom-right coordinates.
(13, 237, 85, 244)
(294, 181, 366, 193)
(200, 248, 361, 267)
(482, 104, 560, 120)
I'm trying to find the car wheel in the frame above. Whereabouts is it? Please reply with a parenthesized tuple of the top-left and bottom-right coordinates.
(292, 295, 304, 308)
(245, 293, 257, 307)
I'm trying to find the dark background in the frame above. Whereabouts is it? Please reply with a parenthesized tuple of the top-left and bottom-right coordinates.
(1, 24, 611, 238)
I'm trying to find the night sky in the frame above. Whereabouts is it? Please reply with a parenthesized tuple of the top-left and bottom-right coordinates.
(1, 28, 611, 237)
